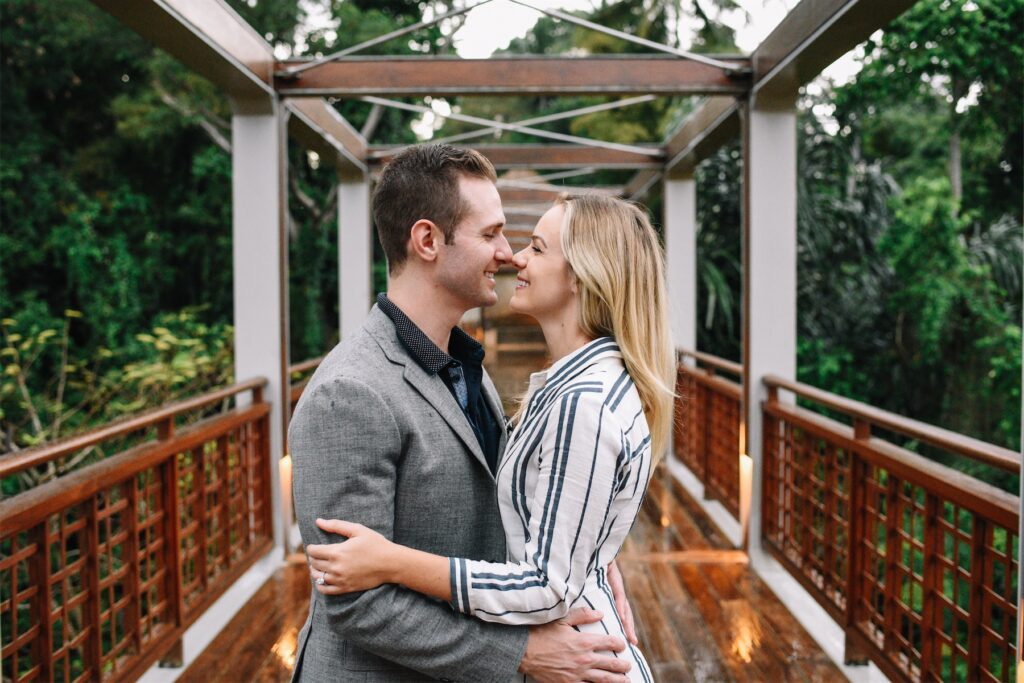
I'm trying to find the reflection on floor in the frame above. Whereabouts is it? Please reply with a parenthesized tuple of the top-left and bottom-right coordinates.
(179, 469, 843, 682)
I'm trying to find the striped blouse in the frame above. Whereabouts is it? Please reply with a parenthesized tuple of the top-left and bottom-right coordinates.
(448, 337, 653, 625)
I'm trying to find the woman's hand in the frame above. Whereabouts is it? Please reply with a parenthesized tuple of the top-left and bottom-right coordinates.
(306, 519, 397, 594)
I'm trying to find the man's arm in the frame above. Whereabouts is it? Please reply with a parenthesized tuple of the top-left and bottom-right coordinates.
(290, 377, 527, 681)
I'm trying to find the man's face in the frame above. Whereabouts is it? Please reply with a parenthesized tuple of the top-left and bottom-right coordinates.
(435, 175, 511, 309)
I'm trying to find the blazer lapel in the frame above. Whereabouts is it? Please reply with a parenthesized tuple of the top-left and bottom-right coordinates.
(402, 362, 493, 478)
(369, 304, 494, 478)
(481, 370, 508, 459)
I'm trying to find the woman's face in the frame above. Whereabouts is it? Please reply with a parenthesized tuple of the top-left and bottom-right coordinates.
(509, 204, 577, 321)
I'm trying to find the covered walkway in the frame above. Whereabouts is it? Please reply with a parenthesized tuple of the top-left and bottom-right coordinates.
(0, 1, 1019, 682)
(176, 470, 842, 682)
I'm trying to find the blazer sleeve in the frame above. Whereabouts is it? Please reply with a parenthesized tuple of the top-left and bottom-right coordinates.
(449, 390, 630, 625)
(289, 376, 528, 681)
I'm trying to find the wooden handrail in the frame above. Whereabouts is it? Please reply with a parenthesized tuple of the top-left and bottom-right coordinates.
(289, 355, 325, 376)
(0, 376, 268, 478)
(0, 404, 269, 535)
(764, 374, 1021, 473)
(677, 348, 743, 376)
(679, 363, 742, 399)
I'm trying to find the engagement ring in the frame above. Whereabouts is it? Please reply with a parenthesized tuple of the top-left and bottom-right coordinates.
(316, 570, 326, 586)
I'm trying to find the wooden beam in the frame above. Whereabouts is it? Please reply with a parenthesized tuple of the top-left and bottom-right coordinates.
(285, 99, 367, 179)
(90, 0, 275, 108)
(624, 170, 662, 200)
(752, 0, 918, 106)
(371, 145, 664, 170)
(662, 0, 918, 172)
(663, 96, 739, 177)
(275, 56, 750, 97)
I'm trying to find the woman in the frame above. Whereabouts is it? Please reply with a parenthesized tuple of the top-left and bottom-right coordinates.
(307, 194, 675, 682)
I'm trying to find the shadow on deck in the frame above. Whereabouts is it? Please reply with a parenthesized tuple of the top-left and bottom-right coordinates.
(178, 471, 843, 682)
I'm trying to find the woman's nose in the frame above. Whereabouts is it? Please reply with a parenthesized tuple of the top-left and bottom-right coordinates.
(511, 247, 529, 269)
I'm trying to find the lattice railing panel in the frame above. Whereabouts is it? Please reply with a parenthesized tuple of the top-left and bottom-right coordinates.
(673, 367, 704, 477)
(704, 388, 741, 518)
(763, 399, 1019, 683)
(1, 395, 272, 683)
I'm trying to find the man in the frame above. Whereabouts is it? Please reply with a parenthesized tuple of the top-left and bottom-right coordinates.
(289, 144, 633, 682)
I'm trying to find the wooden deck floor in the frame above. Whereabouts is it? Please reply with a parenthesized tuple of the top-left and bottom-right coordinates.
(179, 468, 844, 682)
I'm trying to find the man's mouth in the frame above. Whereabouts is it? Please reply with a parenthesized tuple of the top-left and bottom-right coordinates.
(484, 272, 496, 281)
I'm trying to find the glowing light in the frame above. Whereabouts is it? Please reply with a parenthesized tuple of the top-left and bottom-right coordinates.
(739, 453, 753, 549)
(272, 627, 298, 670)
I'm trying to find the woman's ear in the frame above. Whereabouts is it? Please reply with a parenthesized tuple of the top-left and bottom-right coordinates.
(408, 219, 441, 263)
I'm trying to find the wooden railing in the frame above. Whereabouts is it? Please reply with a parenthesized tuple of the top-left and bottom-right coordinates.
(674, 349, 743, 518)
(0, 379, 274, 683)
(288, 356, 324, 413)
(761, 376, 1019, 683)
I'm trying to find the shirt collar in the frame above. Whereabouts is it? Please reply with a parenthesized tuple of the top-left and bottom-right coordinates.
(376, 293, 484, 375)
(527, 336, 621, 390)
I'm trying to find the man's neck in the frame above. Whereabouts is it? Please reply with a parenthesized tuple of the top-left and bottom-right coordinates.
(387, 274, 466, 354)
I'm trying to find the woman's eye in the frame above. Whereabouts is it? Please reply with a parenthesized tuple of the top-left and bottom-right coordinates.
(531, 246, 542, 253)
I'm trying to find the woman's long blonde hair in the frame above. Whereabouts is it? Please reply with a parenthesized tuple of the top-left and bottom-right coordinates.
(558, 194, 676, 462)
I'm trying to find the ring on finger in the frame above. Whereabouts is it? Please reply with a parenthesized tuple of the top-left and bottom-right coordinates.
(316, 569, 327, 586)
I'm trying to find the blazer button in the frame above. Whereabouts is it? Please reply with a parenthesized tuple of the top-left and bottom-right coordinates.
(440, 678, 453, 682)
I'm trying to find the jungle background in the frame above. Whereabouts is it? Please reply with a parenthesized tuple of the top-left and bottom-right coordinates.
(1, 0, 1021, 494)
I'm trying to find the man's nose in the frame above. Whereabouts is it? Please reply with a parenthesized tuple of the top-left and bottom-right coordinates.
(496, 233, 513, 262)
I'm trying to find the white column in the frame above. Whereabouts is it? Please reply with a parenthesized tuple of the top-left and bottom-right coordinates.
(663, 175, 698, 354)
(338, 175, 373, 340)
(743, 98, 797, 555)
(231, 99, 290, 553)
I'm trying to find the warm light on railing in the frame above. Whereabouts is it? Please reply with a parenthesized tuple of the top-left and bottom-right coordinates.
(280, 453, 294, 518)
(738, 453, 753, 550)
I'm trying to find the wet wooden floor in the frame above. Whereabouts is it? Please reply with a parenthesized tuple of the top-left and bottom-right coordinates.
(179, 468, 844, 682)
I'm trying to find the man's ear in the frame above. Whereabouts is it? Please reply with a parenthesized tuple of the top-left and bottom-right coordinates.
(408, 219, 442, 263)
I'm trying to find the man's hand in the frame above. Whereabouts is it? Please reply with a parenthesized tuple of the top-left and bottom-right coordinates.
(519, 608, 631, 683)
(606, 560, 638, 645)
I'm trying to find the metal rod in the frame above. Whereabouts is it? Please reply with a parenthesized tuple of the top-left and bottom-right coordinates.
(496, 178, 622, 194)
(361, 96, 664, 157)
(430, 94, 657, 145)
(372, 95, 656, 157)
(520, 167, 598, 182)
(508, 0, 744, 72)
(278, 0, 495, 78)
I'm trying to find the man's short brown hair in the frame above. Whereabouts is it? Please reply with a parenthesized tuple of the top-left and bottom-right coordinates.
(373, 144, 497, 274)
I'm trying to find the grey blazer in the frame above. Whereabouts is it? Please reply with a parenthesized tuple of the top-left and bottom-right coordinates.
(289, 305, 529, 682)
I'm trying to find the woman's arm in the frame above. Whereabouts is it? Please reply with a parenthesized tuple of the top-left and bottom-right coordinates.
(448, 393, 626, 624)
(307, 393, 641, 629)
(306, 518, 452, 601)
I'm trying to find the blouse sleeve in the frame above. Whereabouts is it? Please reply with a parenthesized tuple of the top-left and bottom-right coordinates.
(448, 390, 630, 625)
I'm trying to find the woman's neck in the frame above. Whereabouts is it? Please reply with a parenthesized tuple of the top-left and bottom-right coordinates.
(538, 312, 593, 366)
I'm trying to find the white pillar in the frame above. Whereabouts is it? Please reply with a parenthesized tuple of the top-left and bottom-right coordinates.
(338, 175, 373, 340)
(663, 175, 698, 354)
(231, 99, 290, 553)
(742, 97, 797, 555)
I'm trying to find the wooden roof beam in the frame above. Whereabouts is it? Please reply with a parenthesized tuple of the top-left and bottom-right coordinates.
(275, 56, 750, 98)
(752, 0, 919, 107)
(371, 145, 664, 170)
(286, 99, 368, 179)
(662, 0, 919, 175)
(91, 0, 275, 110)
(662, 96, 739, 178)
